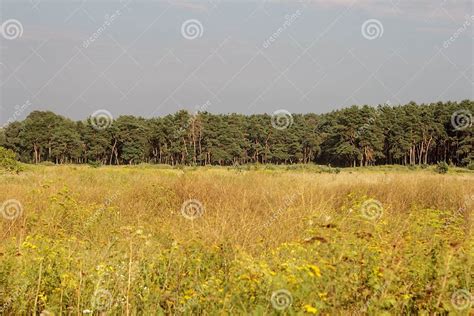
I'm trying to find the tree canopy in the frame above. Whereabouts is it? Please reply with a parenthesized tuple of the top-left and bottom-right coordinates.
(1, 100, 472, 167)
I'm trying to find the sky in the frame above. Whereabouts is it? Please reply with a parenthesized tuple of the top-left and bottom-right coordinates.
(0, 0, 473, 124)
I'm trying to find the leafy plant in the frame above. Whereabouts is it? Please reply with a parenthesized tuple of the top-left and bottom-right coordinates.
(436, 161, 449, 174)
(0, 146, 22, 173)
(466, 161, 474, 170)
(87, 160, 101, 168)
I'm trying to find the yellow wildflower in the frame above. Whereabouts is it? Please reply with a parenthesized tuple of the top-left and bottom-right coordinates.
(318, 292, 327, 301)
(307, 264, 321, 277)
(304, 304, 318, 314)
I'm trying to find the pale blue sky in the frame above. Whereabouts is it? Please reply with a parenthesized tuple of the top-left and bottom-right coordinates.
(0, 0, 472, 124)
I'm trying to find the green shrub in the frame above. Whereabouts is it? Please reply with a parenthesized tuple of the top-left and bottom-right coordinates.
(319, 165, 341, 174)
(436, 161, 449, 174)
(467, 161, 474, 171)
(0, 146, 23, 174)
(87, 160, 101, 168)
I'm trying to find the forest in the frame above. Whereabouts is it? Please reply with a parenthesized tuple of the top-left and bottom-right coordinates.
(0, 100, 472, 167)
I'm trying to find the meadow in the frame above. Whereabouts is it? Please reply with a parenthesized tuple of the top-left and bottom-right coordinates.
(0, 164, 473, 315)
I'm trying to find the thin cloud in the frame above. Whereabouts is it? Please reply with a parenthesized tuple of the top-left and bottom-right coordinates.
(281, 0, 471, 21)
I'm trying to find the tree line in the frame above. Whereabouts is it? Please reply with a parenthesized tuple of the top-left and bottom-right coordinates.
(0, 100, 472, 167)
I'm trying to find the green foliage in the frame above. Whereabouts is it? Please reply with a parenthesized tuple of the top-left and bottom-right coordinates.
(87, 161, 101, 168)
(0, 146, 22, 173)
(319, 165, 341, 174)
(436, 161, 449, 174)
(467, 161, 474, 170)
(1, 100, 472, 167)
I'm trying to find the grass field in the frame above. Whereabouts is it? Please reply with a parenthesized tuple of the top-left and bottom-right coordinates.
(1, 165, 473, 315)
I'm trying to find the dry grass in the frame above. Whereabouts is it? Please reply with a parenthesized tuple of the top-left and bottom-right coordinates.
(2, 165, 471, 249)
(0, 165, 472, 314)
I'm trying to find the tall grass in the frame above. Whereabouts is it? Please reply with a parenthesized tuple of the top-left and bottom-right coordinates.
(1, 166, 472, 314)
